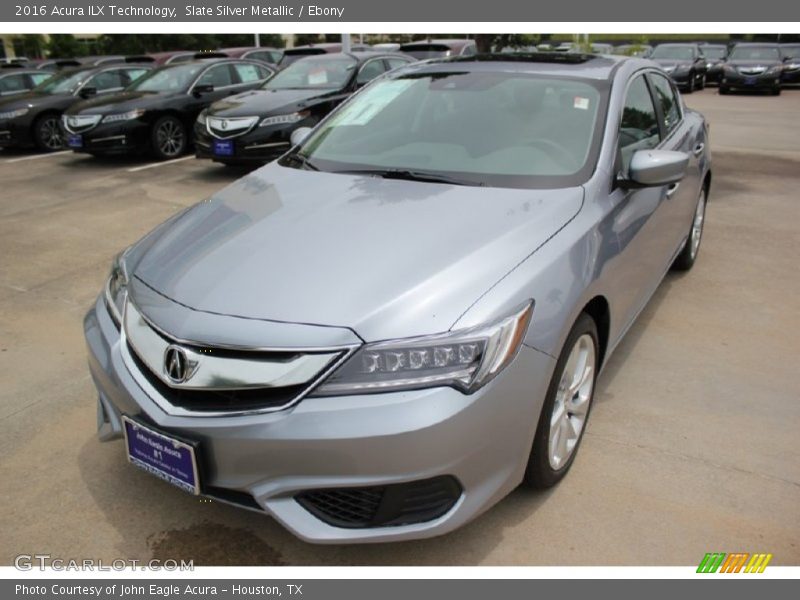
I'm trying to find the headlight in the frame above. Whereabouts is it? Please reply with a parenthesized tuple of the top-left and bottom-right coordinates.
(259, 111, 309, 127)
(196, 110, 207, 125)
(787, 63, 800, 70)
(104, 251, 129, 325)
(767, 66, 783, 75)
(673, 65, 690, 73)
(102, 109, 145, 123)
(0, 107, 29, 120)
(313, 302, 533, 396)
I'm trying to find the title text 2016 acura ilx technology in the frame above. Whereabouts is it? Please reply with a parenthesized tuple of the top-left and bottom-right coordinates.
(62, 59, 275, 159)
(84, 53, 711, 543)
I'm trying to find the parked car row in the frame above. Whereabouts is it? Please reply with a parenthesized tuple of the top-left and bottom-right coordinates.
(650, 42, 799, 94)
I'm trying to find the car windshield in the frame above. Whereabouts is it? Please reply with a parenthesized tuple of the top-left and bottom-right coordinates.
(703, 47, 727, 60)
(729, 46, 780, 61)
(651, 46, 695, 60)
(264, 57, 356, 90)
(289, 71, 606, 188)
(33, 69, 92, 94)
(128, 63, 205, 92)
(780, 45, 800, 59)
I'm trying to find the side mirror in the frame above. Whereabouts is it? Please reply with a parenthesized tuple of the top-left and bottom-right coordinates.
(79, 86, 97, 98)
(290, 126, 312, 147)
(783, 56, 793, 63)
(193, 83, 214, 96)
(620, 150, 689, 188)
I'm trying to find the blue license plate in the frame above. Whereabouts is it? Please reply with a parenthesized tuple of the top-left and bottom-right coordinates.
(67, 134, 82, 148)
(745, 77, 757, 85)
(212, 139, 234, 156)
(122, 416, 200, 495)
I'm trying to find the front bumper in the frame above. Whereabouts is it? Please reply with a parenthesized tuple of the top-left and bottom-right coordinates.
(63, 119, 150, 155)
(664, 69, 693, 86)
(781, 67, 800, 84)
(0, 117, 34, 148)
(84, 295, 556, 543)
(194, 121, 296, 163)
(720, 71, 781, 90)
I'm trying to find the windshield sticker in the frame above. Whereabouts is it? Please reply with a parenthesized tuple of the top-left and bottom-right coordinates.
(574, 96, 590, 110)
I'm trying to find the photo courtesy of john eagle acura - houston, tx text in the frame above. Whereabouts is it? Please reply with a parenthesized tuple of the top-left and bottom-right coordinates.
(83, 52, 711, 543)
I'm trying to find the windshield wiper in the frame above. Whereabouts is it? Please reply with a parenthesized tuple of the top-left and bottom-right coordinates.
(337, 168, 483, 187)
(284, 152, 319, 171)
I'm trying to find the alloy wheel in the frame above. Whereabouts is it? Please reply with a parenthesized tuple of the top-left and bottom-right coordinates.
(156, 119, 185, 158)
(548, 334, 596, 470)
(39, 117, 63, 151)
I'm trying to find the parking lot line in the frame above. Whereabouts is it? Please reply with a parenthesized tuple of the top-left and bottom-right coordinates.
(127, 156, 195, 172)
(3, 151, 72, 164)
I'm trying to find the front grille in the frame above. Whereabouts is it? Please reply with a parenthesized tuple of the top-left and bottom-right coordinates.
(128, 343, 307, 412)
(207, 116, 258, 139)
(296, 476, 462, 529)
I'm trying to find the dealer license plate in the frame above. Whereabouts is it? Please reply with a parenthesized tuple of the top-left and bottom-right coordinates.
(122, 416, 200, 495)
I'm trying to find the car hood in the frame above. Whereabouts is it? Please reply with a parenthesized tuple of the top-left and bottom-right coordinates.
(207, 87, 344, 118)
(127, 163, 583, 342)
(67, 91, 175, 115)
(0, 91, 73, 112)
(726, 59, 782, 69)
(653, 59, 694, 69)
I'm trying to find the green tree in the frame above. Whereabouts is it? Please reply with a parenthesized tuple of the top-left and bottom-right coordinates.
(47, 34, 89, 58)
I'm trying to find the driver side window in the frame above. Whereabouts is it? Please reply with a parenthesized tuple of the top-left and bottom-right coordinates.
(618, 74, 660, 173)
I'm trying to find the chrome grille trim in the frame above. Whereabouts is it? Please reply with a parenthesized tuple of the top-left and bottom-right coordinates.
(207, 116, 259, 139)
(120, 301, 360, 417)
(63, 114, 102, 133)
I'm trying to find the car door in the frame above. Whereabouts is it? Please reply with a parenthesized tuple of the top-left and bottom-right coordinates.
(604, 72, 674, 327)
(647, 72, 704, 257)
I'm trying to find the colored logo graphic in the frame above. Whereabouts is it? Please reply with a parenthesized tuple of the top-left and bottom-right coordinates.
(697, 553, 772, 573)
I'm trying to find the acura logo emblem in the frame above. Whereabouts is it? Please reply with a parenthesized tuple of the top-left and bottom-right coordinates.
(164, 345, 192, 383)
(220, 120, 228, 130)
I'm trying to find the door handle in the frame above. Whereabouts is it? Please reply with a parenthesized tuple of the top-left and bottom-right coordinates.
(666, 182, 680, 198)
(693, 142, 705, 157)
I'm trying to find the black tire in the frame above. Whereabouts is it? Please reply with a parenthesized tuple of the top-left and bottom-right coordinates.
(698, 74, 706, 90)
(672, 186, 707, 271)
(32, 114, 64, 152)
(150, 115, 187, 160)
(685, 73, 695, 94)
(719, 85, 730, 95)
(524, 313, 599, 489)
(771, 85, 781, 96)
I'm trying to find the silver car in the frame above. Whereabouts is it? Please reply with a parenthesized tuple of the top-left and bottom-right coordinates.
(84, 53, 711, 543)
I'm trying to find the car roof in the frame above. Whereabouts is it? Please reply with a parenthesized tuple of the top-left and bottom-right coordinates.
(732, 42, 780, 47)
(401, 39, 474, 48)
(401, 52, 625, 81)
(290, 51, 411, 65)
(0, 69, 43, 76)
(654, 43, 699, 47)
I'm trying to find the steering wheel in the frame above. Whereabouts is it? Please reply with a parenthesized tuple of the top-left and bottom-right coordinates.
(523, 138, 579, 171)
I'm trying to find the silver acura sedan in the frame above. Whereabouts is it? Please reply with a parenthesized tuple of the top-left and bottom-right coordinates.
(84, 53, 711, 543)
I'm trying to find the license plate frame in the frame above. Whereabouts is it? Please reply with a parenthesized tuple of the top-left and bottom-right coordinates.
(66, 134, 83, 148)
(745, 77, 757, 85)
(212, 139, 234, 157)
(121, 415, 201, 495)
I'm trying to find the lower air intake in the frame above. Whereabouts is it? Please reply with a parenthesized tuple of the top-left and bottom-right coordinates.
(296, 476, 462, 529)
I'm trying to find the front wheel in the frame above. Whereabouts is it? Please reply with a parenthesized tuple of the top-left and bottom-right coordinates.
(685, 73, 696, 93)
(33, 114, 64, 151)
(719, 85, 730, 95)
(672, 187, 707, 271)
(150, 115, 187, 160)
(698, 74, 707, 90)
(524, 313, 599, 489)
